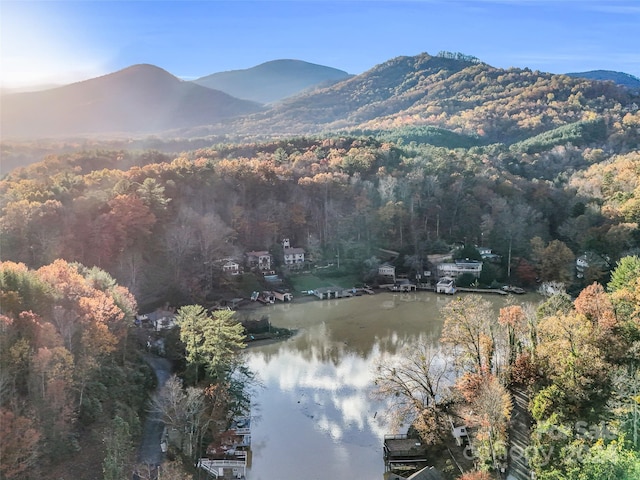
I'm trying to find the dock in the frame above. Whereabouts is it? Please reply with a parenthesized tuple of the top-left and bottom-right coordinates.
(387, 282, 417, 292)
(455, 287, 507, 295)
(312, 286, 354, 299)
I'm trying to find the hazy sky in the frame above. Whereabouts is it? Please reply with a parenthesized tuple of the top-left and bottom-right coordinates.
(2, 0, 639, 89)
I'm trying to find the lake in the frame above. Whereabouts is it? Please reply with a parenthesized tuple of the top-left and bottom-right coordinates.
(244, 290, 541, 480)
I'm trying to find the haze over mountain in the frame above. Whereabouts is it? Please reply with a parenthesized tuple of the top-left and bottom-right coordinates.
(0, 64, 262, 138)
(565, 70, 640, 91)
(1, 54, 638, 142)
(193, 59, 352, 104)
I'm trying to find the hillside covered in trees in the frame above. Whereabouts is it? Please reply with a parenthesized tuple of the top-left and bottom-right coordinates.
(2, 89, 639, 305)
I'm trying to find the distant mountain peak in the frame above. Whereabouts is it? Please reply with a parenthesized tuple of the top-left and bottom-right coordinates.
(193, 59, 352, 104)
(1, 63, 262, 138)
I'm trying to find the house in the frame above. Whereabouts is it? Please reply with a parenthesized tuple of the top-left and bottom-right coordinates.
(221, 259, 240, 275)
(200, 416, 251, 480)
(576, 251, 610, 278)
(478, 247, 501, 263)
(378, 263, 396, 281)
(436, 259, 482, 279)
(450, 420, 469, 447)
(282, 238, 305, 268)
(389, 279, 417, 292)
(141, 309, 177, 331)
(383, 434, 429, 473)
(245, 250, 272, 272)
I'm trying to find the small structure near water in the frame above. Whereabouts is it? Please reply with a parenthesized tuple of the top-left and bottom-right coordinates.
(272, 289, 293, 302)
(435, 277, 456, 294)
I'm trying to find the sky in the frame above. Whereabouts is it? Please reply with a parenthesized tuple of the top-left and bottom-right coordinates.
(1, 0, 640, 90)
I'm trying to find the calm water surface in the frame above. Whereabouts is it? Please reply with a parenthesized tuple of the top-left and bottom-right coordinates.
(245, 291, 541, 480)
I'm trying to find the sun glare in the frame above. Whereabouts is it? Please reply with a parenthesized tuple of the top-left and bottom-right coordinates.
(1, 3, 108, 89)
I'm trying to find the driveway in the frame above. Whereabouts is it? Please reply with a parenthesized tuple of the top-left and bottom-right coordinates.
(137, 354, 173, 465)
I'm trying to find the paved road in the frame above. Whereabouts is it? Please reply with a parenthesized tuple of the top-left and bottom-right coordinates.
(507, 387, 532, 480)
(137, 354, 173, 465)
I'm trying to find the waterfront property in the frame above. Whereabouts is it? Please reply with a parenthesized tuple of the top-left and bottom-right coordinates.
(272, 289, 293, 302)
(383, 434, 429, 473)
(200, 417, 252, 479)
(250, 291, 275, 304)
(379, 263, 397, 282)
(436, 259, 483, 279)
(388, 279, 417, 292)
(435, 277, 456, 294)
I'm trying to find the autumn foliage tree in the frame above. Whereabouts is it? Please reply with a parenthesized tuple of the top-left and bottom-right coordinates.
(0, 408, 41, 479)
(440, 295, 495, 373)
(0, 259, 139, 474)
(372, 339, 451, 444)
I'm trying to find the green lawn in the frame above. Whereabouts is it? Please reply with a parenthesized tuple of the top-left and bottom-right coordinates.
(288, 272, 361, 292)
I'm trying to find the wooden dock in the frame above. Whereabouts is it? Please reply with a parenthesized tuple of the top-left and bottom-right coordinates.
(312, 287, 354, 299)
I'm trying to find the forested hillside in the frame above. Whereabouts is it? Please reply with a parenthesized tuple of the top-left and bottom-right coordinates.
(2, 105, 639, 306)
(227, 53, 638, 143)
(0, 260, 154, 479)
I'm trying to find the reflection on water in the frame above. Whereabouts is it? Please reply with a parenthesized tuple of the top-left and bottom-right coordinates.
(245, 291, 540, 480)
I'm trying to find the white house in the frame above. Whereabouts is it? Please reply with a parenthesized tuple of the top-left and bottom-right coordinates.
(221, 259, 240, 275)
(437, 259, 482, 279)
(378, 263, 396, 279)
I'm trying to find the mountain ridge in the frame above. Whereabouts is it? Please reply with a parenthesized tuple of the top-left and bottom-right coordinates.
(2, 55, 638, 141)
(193, 59, 352, 104)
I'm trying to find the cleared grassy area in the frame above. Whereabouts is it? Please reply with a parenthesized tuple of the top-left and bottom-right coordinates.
(288, 271, 361, 292)
(236, 272, 266, 296)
